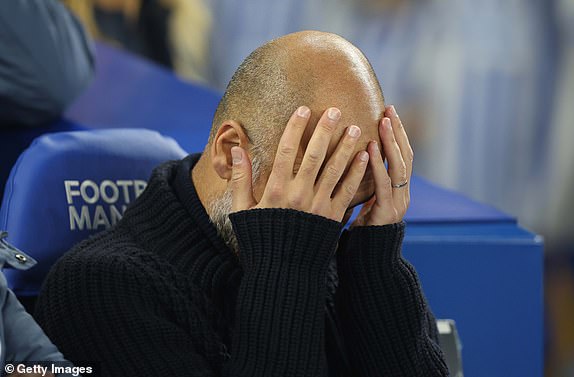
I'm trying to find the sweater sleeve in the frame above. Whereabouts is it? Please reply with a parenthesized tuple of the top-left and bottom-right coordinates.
(227, 208, 343, 377)
(335, 223, 448, 376)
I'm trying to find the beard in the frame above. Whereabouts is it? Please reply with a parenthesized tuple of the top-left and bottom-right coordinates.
(207, 156, 262, 254)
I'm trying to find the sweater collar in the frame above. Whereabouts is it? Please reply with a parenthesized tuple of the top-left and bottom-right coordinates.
(121, 154, 241, 312)
(173, 154, 233, 256)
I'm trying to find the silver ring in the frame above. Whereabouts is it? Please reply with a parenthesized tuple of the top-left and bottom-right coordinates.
(392, 180, 408, 189)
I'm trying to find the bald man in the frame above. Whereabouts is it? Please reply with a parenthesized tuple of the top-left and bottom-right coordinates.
(35, 31, 448, 376)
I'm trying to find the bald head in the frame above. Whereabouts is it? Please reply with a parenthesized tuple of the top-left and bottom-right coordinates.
(197, 31, 386, 252)
(209, 31, 385, 165)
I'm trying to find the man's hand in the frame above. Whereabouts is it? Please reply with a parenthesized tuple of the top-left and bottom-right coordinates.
(230, 106, 369, 222)
(351, 105, 413, 227)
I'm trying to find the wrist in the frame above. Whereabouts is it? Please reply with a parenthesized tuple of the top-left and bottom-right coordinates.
(338, 221, 405, 267)
(229, 208, 343, 273)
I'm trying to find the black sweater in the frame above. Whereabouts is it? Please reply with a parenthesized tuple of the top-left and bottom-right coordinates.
(35, 154, 447, 377)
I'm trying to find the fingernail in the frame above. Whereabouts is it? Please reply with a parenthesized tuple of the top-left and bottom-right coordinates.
(359, 151, 369, 162)
(231, 147, 242, 164)
(391, 105, 398, 117)
(348, 125, 361, 138)
(327, 107, 341, 121)
(372, 140, 379, 151)
(383, 117, 392, 130)
(297, 106, 310, 118)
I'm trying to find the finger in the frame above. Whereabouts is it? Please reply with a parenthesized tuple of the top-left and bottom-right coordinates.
(368, 140, 393, 208)
(230, 146, 257, 212)
(380, 117, 408, 188)
(351, 195, 375, 227)
(331, 150, 369, 216)
(270, 105, 311, 181)
(357, 195, 376, 218)
(386, 105, 414, 179)
(316, 125, 362, 197)
(380, 117, 410, 213)
(296, 107, 341, 184)
(386, 106, 412, 211)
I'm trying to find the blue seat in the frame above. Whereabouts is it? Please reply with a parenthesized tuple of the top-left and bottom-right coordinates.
(0, 128, 186, 307)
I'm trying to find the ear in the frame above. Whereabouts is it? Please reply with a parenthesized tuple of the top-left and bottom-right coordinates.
(210, 120, 250, 180)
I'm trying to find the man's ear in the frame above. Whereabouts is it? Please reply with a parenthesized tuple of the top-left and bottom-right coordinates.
(210, 120, 250, 180)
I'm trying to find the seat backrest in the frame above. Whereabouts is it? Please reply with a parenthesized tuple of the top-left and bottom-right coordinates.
(0, 128, 187, 298)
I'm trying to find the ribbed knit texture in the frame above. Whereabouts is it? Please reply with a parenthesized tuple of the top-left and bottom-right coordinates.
(337, 225, 449, 376)
(226, 208, 341, 376)
(34, 154, 447, 377)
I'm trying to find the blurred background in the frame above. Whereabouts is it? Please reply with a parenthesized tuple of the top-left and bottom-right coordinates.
(3, 0, 573, 375)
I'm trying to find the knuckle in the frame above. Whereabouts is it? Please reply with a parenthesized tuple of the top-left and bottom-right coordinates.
(325, 164, 341, 179)
(382, 174, 392, 187)
(289, 191, 306, 208)
(318, 121, 334, 133)
(305, 150, 322, 166)
(390, 208, 400, 222)
(334, 197, 352, 216)
(310, 202, 325, 214)
(396, 163, 407, 180)
(278, 144, 296, 158)
(339, 143, 355, 160)
(343, 182, 358, 197)
(334, 202, 348, 217)
(267, 182, 283, 200)
(231, 170, 246, 184)
(300, 164, 317, 177)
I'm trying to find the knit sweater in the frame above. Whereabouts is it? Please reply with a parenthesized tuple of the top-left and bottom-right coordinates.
(35, 154, 447, 377)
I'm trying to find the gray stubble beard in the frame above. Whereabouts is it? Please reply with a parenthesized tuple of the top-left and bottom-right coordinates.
(207, 156, 263, 255)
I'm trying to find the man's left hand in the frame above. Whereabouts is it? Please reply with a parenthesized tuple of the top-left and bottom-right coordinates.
(351, 105, 413, 227)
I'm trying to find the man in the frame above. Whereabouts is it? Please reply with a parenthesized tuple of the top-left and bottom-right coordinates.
(36, 31, 448, 376)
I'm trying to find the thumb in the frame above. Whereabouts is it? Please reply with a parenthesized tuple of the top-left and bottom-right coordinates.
(230, 146, 256, 212)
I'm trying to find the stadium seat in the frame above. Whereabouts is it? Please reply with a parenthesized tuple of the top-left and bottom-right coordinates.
(0, 128, 187, 311)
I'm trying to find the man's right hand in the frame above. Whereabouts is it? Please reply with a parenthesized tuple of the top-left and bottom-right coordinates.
(230, 106, 369, 222)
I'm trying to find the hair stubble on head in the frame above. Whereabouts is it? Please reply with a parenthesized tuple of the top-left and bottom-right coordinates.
(206, 31, 384, 253)
(210, 31, 383, 166)
(209, 41, 314, 168)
